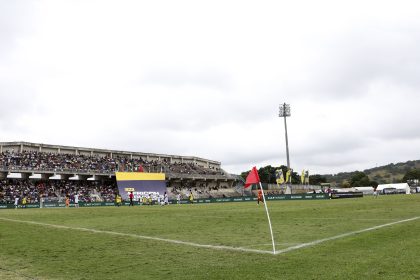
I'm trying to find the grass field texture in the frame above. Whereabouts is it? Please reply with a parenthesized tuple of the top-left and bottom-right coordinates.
(1, 195, 420, 279)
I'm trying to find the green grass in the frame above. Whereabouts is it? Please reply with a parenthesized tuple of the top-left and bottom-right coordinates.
(1, 195, 420, 279)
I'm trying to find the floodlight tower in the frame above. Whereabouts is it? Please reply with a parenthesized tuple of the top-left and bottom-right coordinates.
(279, 103, 291, 182)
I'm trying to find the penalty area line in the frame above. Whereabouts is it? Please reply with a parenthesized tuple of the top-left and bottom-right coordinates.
(0, 217, 272, 255)
(275, 216, 420, 255)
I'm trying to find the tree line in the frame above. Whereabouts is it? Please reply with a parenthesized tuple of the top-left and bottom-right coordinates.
(240, 165, 327, 186)
(240, 165, 420, 188)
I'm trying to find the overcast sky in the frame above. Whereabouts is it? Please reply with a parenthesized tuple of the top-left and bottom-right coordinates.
(1, 0, 420, 175)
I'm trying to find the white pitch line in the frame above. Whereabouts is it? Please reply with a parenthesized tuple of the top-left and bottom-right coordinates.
(292, 217, 400, 221)
(246, 243, 300, 248)
(275, 216, 420, 255)
(1, 216, 418, 256)
(0, 217, 272, 255)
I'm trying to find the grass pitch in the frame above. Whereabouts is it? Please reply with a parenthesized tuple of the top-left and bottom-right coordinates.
(1, 195, 420, 279)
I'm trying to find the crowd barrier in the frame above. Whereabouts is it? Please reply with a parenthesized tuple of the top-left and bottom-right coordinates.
(0, 194, 332, 209)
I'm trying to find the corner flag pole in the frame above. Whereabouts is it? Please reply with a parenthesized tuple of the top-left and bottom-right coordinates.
(258, 182, 276, 254)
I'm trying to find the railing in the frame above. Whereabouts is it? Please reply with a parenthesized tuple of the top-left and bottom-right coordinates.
(165, 172, 236, 181)
(0, 166, 237, 181)
(0, 166, 115, 176)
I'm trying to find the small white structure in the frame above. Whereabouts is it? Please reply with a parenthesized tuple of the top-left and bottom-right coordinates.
(377, 183, 411, 195)
(354, 186, 374, 195)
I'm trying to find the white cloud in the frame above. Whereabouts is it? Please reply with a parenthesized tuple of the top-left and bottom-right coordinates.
(1, 0, 420, 175)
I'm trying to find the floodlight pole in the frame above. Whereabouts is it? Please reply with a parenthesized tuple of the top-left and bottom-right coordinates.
(279, 103, 291, 191)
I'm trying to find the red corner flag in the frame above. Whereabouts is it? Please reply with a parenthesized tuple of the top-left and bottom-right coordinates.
(244, 166, 260, 188)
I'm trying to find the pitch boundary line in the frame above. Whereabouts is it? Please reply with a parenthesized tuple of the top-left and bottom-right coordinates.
(0, 217, 272, 255)
(275, 216, 420, 255)
(1, 216, 418, 255)
(292, 217, 401, 221)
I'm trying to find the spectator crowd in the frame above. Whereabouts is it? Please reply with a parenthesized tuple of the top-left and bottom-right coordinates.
(0, 179, 117, 205)
(0, 150, 223, 176)
(0, 150, 234, 205)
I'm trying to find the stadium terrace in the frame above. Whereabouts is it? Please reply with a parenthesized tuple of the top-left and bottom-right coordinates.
(0, 142, 240, 205)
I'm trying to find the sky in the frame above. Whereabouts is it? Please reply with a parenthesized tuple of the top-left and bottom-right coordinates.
(1, 0, 420, 175)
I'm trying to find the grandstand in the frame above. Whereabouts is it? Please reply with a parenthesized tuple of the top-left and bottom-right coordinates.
(0, 142, 240, 204)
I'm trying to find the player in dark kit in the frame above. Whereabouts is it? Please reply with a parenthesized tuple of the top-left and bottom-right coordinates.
(129, 191, 134, 206)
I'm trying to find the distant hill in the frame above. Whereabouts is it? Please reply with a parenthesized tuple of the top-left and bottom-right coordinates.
(323, 160, 420, 186)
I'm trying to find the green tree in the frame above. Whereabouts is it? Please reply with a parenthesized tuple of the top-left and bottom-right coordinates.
(241, 165, 293, 184)
(402, 169, 420, 182)
(341, 180, 351, 188)
(309, 174, 327, 185)
(349, 171, 370, 187)
(291, 170, 300, 184)
(258, 165, 273, 184)
(240, 171, 248, 181)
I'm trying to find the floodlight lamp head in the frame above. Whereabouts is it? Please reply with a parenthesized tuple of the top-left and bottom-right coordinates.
(279, 103, 291, 117)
